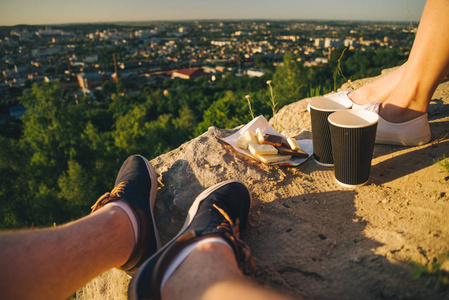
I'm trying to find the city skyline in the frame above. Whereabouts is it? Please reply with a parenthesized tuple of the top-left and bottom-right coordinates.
(0, 0, 426, 27)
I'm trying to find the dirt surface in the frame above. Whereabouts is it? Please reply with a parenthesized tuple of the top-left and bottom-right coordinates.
(243, 76, 449, 300)
(79, 70, 449, 299)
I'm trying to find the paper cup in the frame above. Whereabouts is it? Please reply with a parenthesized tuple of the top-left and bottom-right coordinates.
(309, 97, 353, 166)
(328, 110, 379, 188)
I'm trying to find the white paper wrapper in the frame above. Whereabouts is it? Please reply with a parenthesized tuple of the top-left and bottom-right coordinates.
(221, 115, 313, 166)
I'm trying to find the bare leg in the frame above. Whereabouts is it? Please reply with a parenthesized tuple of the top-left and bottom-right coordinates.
(162, 242, 296, 300)
(350, 0, 449, 122)
(379, 0, 449, 122)
(0, 206, 134, 300)
(349, 61, 449, 107)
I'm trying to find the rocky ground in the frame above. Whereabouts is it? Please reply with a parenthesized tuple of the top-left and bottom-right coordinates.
(79, 69, 449, 300)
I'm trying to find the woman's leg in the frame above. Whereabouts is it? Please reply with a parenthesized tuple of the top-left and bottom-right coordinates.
(379, 0, 449, 122)
(350, 0, 449, 123)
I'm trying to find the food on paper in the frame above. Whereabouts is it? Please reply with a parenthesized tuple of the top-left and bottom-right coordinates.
(240, 128, 308, 163)
(244, 130, 259, 144)
(248, 144, 278, 156)
(255, 153, 292, 164)
(221, 115, 312, 166)
(287, 137, 300, 150)
(236, 135, 248, 150)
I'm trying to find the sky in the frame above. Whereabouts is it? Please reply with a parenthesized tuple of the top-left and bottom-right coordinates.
(0, 0, 426, 26)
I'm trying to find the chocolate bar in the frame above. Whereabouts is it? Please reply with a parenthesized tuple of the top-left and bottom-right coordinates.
(276, 146, 309, 158)
(261, 133, 283, 147)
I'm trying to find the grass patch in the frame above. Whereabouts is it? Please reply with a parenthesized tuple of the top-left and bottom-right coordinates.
(245, 94, 255, 120)
(409, 252, 449, 289)
(434, 155, 449, 172)
(266, 80, 278, 128)
(333, 48, 347, 91)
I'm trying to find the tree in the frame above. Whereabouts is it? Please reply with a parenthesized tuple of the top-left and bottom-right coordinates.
(272, 52, 308, 107)
(58, 159, 95, 216)
(195, 90, 250, 136)
(0, 136, 32, 228)
(16, 82, 93, 225)
(114, 104, 149, 154)
(101, 79, 116, 95)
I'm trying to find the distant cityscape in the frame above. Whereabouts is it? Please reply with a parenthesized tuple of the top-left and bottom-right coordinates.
(0, 20, 417, 120)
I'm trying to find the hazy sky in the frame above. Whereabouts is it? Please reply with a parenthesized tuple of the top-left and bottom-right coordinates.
(0, 0, 426, 26)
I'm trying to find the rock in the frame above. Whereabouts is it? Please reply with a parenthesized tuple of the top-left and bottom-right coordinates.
(142, 67, 449, 300)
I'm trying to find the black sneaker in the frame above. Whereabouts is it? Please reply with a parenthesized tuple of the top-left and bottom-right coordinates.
(128, 180, 254, 300)
(91, 154, 160, 274)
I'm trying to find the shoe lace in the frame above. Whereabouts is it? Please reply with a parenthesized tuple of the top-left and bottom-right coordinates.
(213, 204, 256, 274)
(91, 181, 128, 212)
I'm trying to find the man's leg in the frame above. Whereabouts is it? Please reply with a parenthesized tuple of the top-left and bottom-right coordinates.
(162, 241, 295, 300)
(0, 154, 160, 300)
(0, 205, 134, 300)
(129, 180, 296, 300)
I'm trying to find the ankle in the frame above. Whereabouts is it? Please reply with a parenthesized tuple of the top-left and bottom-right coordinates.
(105, 205, 136, 266)
(105, 201, 139, 245)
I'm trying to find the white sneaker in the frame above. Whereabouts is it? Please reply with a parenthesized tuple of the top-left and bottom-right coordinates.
(354, 101, 431, 146)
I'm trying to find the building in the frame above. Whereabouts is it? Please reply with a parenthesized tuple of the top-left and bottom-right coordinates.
(31, 46, 63, 57)
(211, 40, 232, 47)
(246, 69, 266, 77)
(314, 38, 325, 47)
(171, 68, 204, 80)
(77, 72, 111, 90)
(315, 38, 344, 48)
(82, 55, 99, 64)
(324, 38, 344, 48)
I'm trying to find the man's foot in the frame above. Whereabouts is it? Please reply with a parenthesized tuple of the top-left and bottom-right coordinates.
(91, 154, 160, 274)
(128, 180, 254, 300)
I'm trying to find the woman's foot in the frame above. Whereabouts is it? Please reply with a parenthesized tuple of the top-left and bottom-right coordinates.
(348, 64, 406, 106)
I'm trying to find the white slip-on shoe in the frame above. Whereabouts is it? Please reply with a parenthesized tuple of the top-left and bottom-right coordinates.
(307, 89, 354, 112)
(355, 101, 431, 146)
(376, 114, 431, 146)
(351, 100, 382, 112)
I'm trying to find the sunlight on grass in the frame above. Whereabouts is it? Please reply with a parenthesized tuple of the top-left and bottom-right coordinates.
(409, 252, 449, 289)
(434, 155, 449, 172)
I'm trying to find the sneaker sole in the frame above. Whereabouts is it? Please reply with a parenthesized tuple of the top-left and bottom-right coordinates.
(375, 133, 431, 146)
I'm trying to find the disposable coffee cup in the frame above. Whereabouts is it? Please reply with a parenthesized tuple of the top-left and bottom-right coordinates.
(328, 110, 379, 188)
(309, 97, 353, 166)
